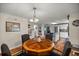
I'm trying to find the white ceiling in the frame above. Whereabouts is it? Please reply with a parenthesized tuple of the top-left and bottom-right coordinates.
(0, 3, 79, 24)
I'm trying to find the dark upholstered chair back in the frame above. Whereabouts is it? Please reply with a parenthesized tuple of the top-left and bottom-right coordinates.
(21, 34, 29, 52)
(1, 44, 11, 56)
(62, 41, 72, 56)
(21, 34, 29, 43)
(45, 33, 52, 41)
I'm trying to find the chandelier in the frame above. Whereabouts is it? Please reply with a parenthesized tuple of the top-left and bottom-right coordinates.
(30, 7, 39, 23)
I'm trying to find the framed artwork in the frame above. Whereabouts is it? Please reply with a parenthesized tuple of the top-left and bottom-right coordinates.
(6, 22, 20, 32)
(72, 19, 79, 27)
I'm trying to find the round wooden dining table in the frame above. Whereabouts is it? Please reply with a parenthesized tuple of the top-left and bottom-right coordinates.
(23, 38, 54, 56)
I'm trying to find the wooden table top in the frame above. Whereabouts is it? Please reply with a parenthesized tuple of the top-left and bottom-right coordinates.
(23, 39, 54, 53)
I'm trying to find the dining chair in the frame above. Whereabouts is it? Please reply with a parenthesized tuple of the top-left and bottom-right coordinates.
(21, 34, 30, 43)
(21, 34, 30, 55)
(62, 41, 72, 56)
(51, 41, 72, 56)
(1, 43, 11, 56)
(45, 33, 52, 41)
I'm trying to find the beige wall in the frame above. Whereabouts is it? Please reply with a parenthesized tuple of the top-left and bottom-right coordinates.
(69, 13, 79, 47)
(0, 13, 28, 52)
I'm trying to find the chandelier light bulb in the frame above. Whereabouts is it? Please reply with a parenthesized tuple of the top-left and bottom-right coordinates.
(30, 19, 33, 22)
(30, 18, 39, 23)
(34, 18, 39, 23)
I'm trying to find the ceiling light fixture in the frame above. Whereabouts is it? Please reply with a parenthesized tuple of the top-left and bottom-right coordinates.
(29, 7, 39, 23)
(51, 22, 57, 24)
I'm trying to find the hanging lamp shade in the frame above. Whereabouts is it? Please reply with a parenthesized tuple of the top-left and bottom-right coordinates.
(30, 7, 39, 23)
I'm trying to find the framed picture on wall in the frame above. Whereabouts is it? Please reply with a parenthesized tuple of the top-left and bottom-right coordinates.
(72, 19, 79, 27)
(6, 22, 20, 32)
